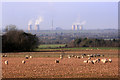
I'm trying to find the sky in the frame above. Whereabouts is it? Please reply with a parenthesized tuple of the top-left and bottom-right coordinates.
(2, 2, 118, 30)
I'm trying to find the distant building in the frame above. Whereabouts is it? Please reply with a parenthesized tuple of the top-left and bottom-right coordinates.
(56, 27, 63, 30)
(72, 23, 82, 30)
(72, 25, 76, 30)
(28, 25, 32, 31)
(35, 24, 39, 31)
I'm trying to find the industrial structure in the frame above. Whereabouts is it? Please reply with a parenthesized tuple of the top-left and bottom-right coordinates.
(35, 24, 40, 31)
(72, 23, 83, 30)
(28, 24, 32, 31)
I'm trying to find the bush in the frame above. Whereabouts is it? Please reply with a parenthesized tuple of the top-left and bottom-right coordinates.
(2, 27, 39, 52)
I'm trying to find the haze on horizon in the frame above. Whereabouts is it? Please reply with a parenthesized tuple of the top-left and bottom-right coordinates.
(2, 2, 118, 30)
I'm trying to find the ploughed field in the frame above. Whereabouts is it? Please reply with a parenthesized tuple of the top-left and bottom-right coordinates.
(2, 49, 118, 78)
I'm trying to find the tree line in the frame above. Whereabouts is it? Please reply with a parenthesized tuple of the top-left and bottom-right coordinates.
(2, 25, 39, 52)
(67, 38, 119, 47)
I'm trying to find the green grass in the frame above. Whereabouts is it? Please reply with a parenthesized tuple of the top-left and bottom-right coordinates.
(35, 46, 119, 51)
(38, 44, 66, 49)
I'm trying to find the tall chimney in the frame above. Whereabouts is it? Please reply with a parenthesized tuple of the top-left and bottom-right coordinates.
(28, 25, 32, 31)
(35, 24, 39, 31)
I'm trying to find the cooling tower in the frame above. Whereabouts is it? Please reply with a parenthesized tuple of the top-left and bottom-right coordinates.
(76, 25, 80, 30)
(35, 24, 39, 31)
(28, 25, 32, 31)
(72, 25, 76, 30)
(79, 25, 82, 30)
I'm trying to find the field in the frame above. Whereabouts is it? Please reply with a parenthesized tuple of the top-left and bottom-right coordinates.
(38, 44, 66, 49)
(2, 48, 118, 78)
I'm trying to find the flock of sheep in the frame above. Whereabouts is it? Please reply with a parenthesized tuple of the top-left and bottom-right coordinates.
(2, 55, 32, 65)
(55, 54, 112, 64)
(2, 53, 112, 65)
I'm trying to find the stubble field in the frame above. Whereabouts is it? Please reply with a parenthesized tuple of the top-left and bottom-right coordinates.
(2, 49, 118, 78)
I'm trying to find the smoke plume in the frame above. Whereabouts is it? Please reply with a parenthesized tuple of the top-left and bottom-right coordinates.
(35, 16, 43, 25)
(28, 20, 32, 25)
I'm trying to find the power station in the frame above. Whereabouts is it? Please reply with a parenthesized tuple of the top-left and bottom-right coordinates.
(28, 24, 32, 31)
(35, 24, 40, 31)
(72, 23, 83, 30)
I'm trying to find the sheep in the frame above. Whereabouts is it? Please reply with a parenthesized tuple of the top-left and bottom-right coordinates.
(88, 60, 92, 63)
(71, 55, 75, 57)
(25, 55, 29, 59)
(77, 56, 80, 59)
(55, 60, 59, 63)
(75, 56, 77, 58)
(60, 56, 63, 59)
(83, 60, 88, 63)
(68, 55, 71, 59)
(30, 56, 32, 58)
(5, 55, 7, 57)
(91, 60, 94, 64)
(96, 59, 101, 63)
(81, 56, 84, 58)
(108, 59, 112, 63)
(2, 55, 7, 57)
(101, 59, 108, 63)
(5, 60, 8, 65)
(22, 60, 26, 64)
(88, 57, 91, 60)
(92, 60, 97, 64)
(60, 55, 63, 59)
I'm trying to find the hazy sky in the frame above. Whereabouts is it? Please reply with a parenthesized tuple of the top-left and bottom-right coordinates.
(2, 2, 118, 30)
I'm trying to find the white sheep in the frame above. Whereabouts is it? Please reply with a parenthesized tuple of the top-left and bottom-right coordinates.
(30, 56, 32, 58)
(75, 56, 77, 58)
(22, 60, 26, 64)
(88, 60, 92, 63)
(88, 57, 91, 60)
(68, 55, 71, 58)
(25, 55, 29, 59)
(77, 56, 80, 59)
(5, 60, 8, 65)
(83, 60, 88, 63)
(101, 59, 108, 63)
(60, 56, 63, 59)
(108, 59, 112, 63)
(81, 56, 84, 58)
(71, 55, 74, 57)
(60, 55, 63, 59)
(92, 60, 97, 64)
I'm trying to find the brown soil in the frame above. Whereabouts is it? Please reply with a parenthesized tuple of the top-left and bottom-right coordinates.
(2, 57, 118, 78)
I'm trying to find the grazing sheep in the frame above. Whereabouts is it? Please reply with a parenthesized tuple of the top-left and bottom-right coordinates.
(81, 56, 84, 58)
(68, 55, 71, 58)
(22, 60, 26, 64)
(5, 60, 8, 65)
(71, 55, 75, 57)
(5, 55, 7, 57)
(2, 55, 7, 57)
(108, 59, 112, 63)
(88, 60, 92, 63)
(30, 56, 32, 58)
(88, 57, 91, 60)
(25, 55, 29, 59)
(60, 55, 63, 59)
(75, 56, 77, 58)
(91, 60, 94, 64)
(101, 59, 108, 63)
(55, 60, 59, 63)
(96, 59, 101, 63)
(83, 60, 88, 63)
(92, 60, 97, 64)
(77, 56, 80, 59)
